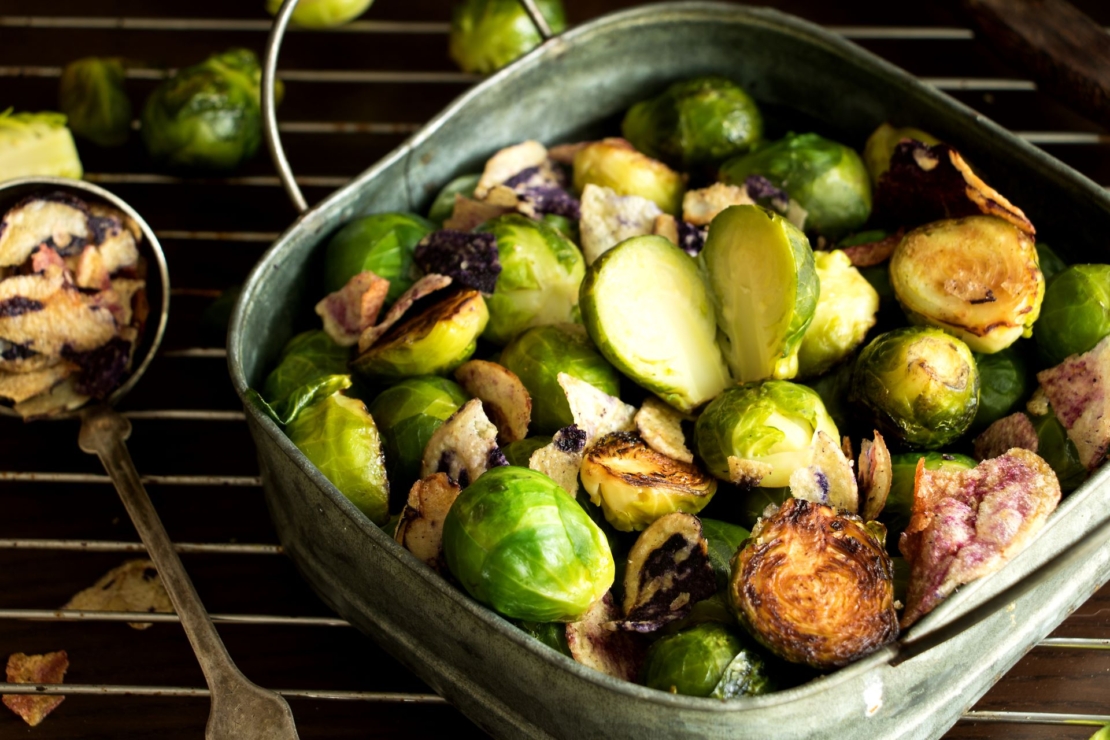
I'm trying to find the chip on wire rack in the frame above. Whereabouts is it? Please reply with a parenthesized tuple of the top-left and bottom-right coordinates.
(64, 558, 174, 630)
(2, 650, 69, 726)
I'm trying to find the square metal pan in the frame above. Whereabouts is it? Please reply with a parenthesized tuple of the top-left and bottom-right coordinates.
(229, 4, 1110, 737)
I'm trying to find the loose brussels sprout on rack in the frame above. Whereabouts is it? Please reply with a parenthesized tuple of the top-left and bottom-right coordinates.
(695, 381, 839, 488)
(323, 213, 436, 303)
(971, 346, 1029, 431)
(862, 123, 940, 186)
(797, 249, 879, 378)
(621, 76, 763, 169)
(719, 132, 872, 239)
(573, 139, 686, 215)
(1035, 264, 1110, 366)
(58, 57, 131, 148)
(499, 324, 620, 434)
(265, 0, 373, 28)
(0, 109, 83, 181)
(443, 466, 614, 622)
(448, 0, 567, 75)
(851, 326, 979, 448)
(883, 452, 976, 543)
(478, 214, 586, 345)
(141, 48, 271, 171)
(641, 623, 770, 698)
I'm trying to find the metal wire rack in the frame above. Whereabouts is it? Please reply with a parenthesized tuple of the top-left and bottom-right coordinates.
(2, 1, 1110, 737)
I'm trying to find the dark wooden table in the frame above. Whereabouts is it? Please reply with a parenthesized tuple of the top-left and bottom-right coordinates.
(2, 0, 1110, 737)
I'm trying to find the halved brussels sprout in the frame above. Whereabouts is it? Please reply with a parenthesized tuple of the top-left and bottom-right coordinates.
(862, 123, 940, 186)
(971, 346, 1029, 431)
(448, 0, 567, 75)
(719, 132, 871, 239)
(478, 214, 585, 345)
(573, 139, 685, 215)
(443, 466, 614, 622)
(701, 205, 818, 383)
(621, 76, 763, 169)
(1035, 264, 1110, 366)
(351, 290, 489, 381)
(883, 451, 976, 544)
(641, 623, 755, 697)
(851, 326, 979, 448)
(580, 432, 717, 532)
(797, 249, 879, 378)
(323, 213, 436, 302)
(500, 324, 620, 434)
(262, 330, 351, 423)
(428, 173, 481, 225)
(890, 215, 1044, 353)
(694, 380, 839, 488)
(286, 392, 390, 525)
(580, 235, 730, 413)
(58, 57, 131, 147)
(265, 0, 373, 28)
(730, 498, 898, 668)
(0, 110, 83, 181)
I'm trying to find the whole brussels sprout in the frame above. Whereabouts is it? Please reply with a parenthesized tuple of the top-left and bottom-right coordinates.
(719, 132, 872, 239)
(0, 110, 83, 181)
(500, 324, 620, 434)
(621, 76, 763, 169)
(368, 376, 470, 499)
(141, 48, 272, 171)
(883, 452, 976, 543)
(478, 214, 586, 345)
(862, 122, 940, 185)
(58, 57, 131, 147)
(286, 392, 390, 524)
(501, 435, 552, 467)
(695, 380, 840, 488)
(971, 346, 1029, 432)
(797, 249, 879, 378)
(851, 326, 980, 448)
(1035, 264, 1110, 366)
(573, 139, 686, 215)
(512, 619, 572, 657)
(641, 623, 769, 698)
(448, 0, 567, 75)
(427, 173, 480, 225)
(443, 466, 615, 622)
(323, 213, 436, 303)
(265, 0, 373, 28)
(262, 330, 352, 423)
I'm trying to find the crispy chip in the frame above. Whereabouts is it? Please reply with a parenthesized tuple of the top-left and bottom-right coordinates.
(841, 230, 903, 268)
(1026, 386, 1050, 417)
(788, 430, 859, 514)
(566, 593, 647, 681)
(1037, 336, 1110, 469)
(579, 184, 661, 265)
(973, 412, 1039, 462)
(420, 398, 502, 488)
(3, 651, 69, 726)
(557, 373, 636, 448)
(443, 195, 514, 232)
(634, 396, 693, 463)
(64, 559, 174, 629)
(315, 271, 390, 347)
(454, 360, 532, 444)
(727, 456, 772, 488)
(0, 195, 89, 268)
(394, 473, 462, 571)
(0, 363, 75, 403)
(529, 425, 587, 497)
(681, 183, 753, 226)
(475, 140, 548, 199)
(356, 274, 452, 353)
(859, 431, 892, 521)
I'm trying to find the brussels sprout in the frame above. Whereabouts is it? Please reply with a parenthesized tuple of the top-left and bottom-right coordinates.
(641, 623, 747, 697)
(513, 619, 573, 657)
(890, 216, 1044, 354)
(351, 290, 489, 381)
(701, 205, 818, 383)
(797, 249, 879, 378)
(719, 132, 871, 239)
(1028, 410, 1087, 493)
(1036, 242, 1068, 284)
(58, 57, 131, 147)
(262, 330, 352, 423)
(141, 48, 272, 171)
(695, 380, 840, 488)
(0, 109, 83, 181)
(443, 466, 615, 622)
(323, 213, 436, 302)
(700, 518, 751, 590)
(883, 452, 976, 543)
(1035, 264, 1110, 366)
(448, 0, 567, 74)
(736, 486, 792, 529)
(862, 123, 940, 185)
(265, 0, 373, 27)
(803, 361, 854, 434)
(502, 435, 552, 466)
(478, 214, 586, 345)
(971, 346, 1029, 431)
(368, 376, 470, 498)
(286, 392, 390, 524)
(851, 326, 980, 448)
(580, 235, 730, 413)
(573, 139, 686, 215)
(427, 173, 480, 225)
(1089, 725, 1110, 740)
(712, 647, 776, 700)
(621, 76, 763, 169)
(500, 324, 620, 434)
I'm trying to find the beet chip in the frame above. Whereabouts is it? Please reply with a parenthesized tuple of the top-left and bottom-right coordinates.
(414, 230, 501, 294)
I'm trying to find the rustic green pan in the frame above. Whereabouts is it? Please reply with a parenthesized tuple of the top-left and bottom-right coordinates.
(229, 4, 1110, 738)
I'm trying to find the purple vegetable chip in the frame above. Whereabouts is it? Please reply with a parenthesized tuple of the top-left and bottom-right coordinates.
(744, 175, 789, 210)
(487, 447, 510, 470)
(519, 186, 581, 221)
(676, 221, 708, 257)
(63, 337, 132, 399)
(414, 230, 501, 294)
(554, 424, 587, 454)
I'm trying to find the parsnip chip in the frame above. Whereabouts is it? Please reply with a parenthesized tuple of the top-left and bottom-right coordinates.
(0, 363, 75, 404)
(634, 396, 693, 463)
(859, 431, 892, 521)
(475, 140, 548, 199)
(529, 424, 587, 497)
(420, 398, 503, 488)
(566, 592, 647, 681)
(789, 430, 859, 514)
(557, 372, 636, 448)
(681, 183, 753, 226)
(727, 456, 772, 488)
(357, 274, 452, 353)
(579, 184, 661, 265)
(64, 558, 173, 630)
(394, 473, 462, 571)
(3, 651, 69, 726)
(454, 360, 532, 445)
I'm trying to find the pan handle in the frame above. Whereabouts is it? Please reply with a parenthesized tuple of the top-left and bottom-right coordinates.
(262, 0, 554, 213)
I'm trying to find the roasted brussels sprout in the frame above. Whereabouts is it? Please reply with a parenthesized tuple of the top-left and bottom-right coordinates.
(448, 0, 567, 75)
(580, 235, 730, 413)
(500, 324, 620, 434)
(621, 76, 763, 169)
(883, 452, 976, 543)
(803, 359, 855, 434)
(478, 214, 586, 345)
(141, 48, 271, 171)
(701, 205, 818, 383)
(573, 139, 686, 215)
(351, 290, 489, 381)
(323, 213, 436, 302)
(695, 381, 839, 488)
(0, 110, 83, 181)
(514, 619, 573, 657)
(1036, 242, 1068, 284)
(58, 57, 131, 147)
(443, 466, 615, 622)
(642, 623, 767, 697)
(1035, 264, 1110, 366)
(700, 518, 751, 590)
(719, 132, 872, 239)
(851, 326, 980, 448)
(286, 392, 390, 524)
(262, 330, 351, 423)
(729, 498, 898, 668)
(428, 173, 480, 225)
(862, 123, 940, 185)
(368, 376, 470, 498)
(971, 346, 1029, 431)
(265, 0, 373, 27)
(797, 249, 879, 378)
(890, 216, 1044, 354)
(502, 435, 552, 467)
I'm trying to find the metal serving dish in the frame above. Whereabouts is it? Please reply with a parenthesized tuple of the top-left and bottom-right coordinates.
(229, 4, 1110, 737)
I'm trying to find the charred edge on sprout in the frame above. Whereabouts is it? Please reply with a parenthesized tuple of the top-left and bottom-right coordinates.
(592, 432, 712, 492)
(374, 290, 480, 348)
